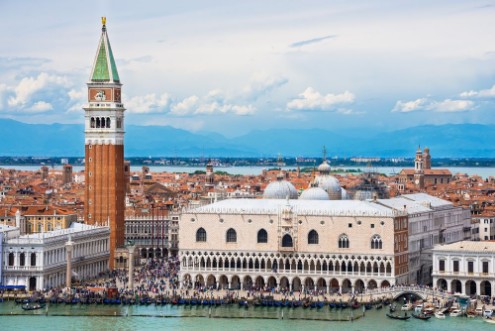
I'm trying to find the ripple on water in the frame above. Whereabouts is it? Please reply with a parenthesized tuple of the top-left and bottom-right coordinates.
(0, 303, 494, 331)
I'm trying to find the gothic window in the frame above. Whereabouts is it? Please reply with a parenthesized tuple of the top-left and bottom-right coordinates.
(90, 117, 95, 128)
(101, 117, 106, 128)
(196, 228, 207, 242)
(106, 117, 111, 128)
(20, 253, 25, 266)
(371, 234, 382, 249)
(30, 253, 36, 266)
(338, 234, 349, 248)
(96, 117, 101, 128)
(282, 234, 293, 247)
(8, 252, 14, 266)
(226, 228, 237, 243)
(308, 230, 319, 244)
(257, 229, 268, 243)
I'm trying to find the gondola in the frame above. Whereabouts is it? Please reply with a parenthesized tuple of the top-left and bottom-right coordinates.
(386, 313, 411, 320)
(351, 301, 361, 310)
(412, 313, 432, 320)
(22, 303, 45, 311)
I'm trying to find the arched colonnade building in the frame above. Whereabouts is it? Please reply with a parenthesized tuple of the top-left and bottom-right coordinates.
(432, 241, 495, 297)
(179, 198, 411, 292)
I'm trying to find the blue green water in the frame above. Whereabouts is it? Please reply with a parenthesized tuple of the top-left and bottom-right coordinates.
(1, 302, 493, 331)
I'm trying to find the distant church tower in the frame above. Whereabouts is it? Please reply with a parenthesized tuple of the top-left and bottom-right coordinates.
(423, 147, 431, 170)
(205, 159, 215, 186)
(414, 146, 424, 189)
(84, 17, 126, 268)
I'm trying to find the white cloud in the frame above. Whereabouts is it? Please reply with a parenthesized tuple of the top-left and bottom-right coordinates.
(170, 90, 256, 116)
(7, 72, 70, 107)
(68, 88, 84, 101)
(460, 84, 495, 98)
(392, 98, 475, 113)
(286, 87, 355, 111)
(392, 98, 429, 113)
(29, 101, 53, 112)
(170, 95, 199, 116)
(0, 83, 9, 110)
(125, 93, 171, 114)
(430, 99, 475, 112)
(66, 87, 87, 112)
(242, 74, 288, 100)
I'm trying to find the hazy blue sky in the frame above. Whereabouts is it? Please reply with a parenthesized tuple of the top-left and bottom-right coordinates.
(0, 0, 494, 136)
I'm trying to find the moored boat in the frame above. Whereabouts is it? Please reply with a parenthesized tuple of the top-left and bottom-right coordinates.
(22, 303, 45, 311)
(435, 312, 446, 319)
(450, 309, 462, 317)
(386, 313, 411, 320)
(412, 312, 431, 320)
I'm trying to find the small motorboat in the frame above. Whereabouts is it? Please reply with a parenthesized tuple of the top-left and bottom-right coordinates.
(435, 312, 446, 319)
(412, 312, 432, 320)
(386, 313, 411, 320)
(423, 307, 435, 315)
(485, 318, 495, 324)
(450, 309, 462, 317)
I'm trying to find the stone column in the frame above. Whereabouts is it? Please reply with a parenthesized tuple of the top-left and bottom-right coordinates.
(128, 245, 136, 291)
(65, 238, 74, 290)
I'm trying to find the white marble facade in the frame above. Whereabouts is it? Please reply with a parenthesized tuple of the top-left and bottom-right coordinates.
(2, 223, 110, 291)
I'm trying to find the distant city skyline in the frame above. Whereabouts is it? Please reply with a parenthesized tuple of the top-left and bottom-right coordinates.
(0, 0, 494, 137)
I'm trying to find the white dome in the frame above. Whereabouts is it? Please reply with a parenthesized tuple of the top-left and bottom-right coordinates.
(317, 160, 331, 174)
(314, 174, 341, 200)
(263, 180, 298, 199)
(300, 187, 330, 200)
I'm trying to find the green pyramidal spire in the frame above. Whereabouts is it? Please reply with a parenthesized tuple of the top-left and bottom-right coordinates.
(90, 17, 120, 82)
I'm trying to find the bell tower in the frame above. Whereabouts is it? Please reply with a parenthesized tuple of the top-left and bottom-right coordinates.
(414, 146, 424, 189)
(84, 17, 126, 268)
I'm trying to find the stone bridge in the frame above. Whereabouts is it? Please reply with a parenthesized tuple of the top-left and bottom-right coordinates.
(360, 286, 449, 302)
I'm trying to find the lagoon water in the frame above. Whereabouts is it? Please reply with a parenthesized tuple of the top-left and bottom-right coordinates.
(2, 165, 495, 179)
(1, 302, 493, 331)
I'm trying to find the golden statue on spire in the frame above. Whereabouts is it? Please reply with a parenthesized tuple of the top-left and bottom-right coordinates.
(101, 16, 106, 26)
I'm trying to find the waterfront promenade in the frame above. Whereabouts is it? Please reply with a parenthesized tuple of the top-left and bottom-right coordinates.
(0, 258, 488, 312)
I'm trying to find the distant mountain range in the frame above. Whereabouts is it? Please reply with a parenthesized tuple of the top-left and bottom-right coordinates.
(0, 118, 493, 157)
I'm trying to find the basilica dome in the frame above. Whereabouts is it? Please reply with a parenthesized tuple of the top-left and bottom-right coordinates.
(300, 187, 329, 200)
(313, 159, 342, 200)
(263, 173, 298, 199)
(317, 160, 332, 174)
